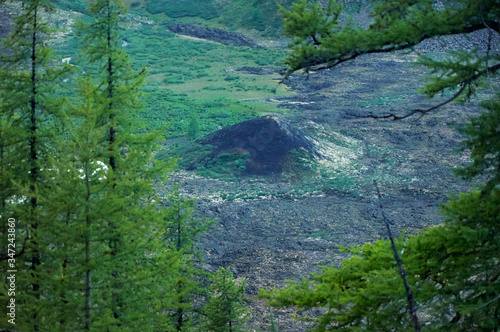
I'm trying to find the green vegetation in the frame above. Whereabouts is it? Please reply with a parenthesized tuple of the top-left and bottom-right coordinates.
(260, 0, 500, 330)
(140, 0, 294, 36)
(0, 0, 251, 330)
(161, 186, 215, 330)
(0, 0, 71, 328)
(202, 267, 250, 331)
(68, 21, 288, 138)
(2, 0, 499, 330)
(269, 313, 280, 332)
(156, 141, 251, 180)
(187, 113, 201, 140)
(68, 1, 176, 328)
(145, 0, 221, 19)
(260, 183, 500, 330)
(219, 0, 295, 35)
(44, 5, 290, 139)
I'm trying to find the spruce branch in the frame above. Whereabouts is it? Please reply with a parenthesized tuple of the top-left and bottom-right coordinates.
(0, 235, 28, 261)
(287, 22, 500, 76)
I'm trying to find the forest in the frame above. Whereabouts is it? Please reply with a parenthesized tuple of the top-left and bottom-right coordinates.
(0, 0, 499, 331)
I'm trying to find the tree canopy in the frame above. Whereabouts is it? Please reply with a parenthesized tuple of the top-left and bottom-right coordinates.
(0, 0, 212, 330)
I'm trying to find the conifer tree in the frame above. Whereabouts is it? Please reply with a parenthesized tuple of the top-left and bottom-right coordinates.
(0, 106, 18, 238)
(269, 313, 280, 332)
(455, 95, 500, 193)
(43, 74, 180, 330)
(75, 0, 148, 325)
(203, 267, 250, 332)
(161, 186, 214, 331)
(0, 1, 211, 330)
(69, 0, 186, 329)
(187, 113, 201, 140)
(0, 0, 70, 329)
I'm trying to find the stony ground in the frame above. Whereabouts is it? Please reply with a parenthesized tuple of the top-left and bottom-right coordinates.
(166, 50, 490, 330)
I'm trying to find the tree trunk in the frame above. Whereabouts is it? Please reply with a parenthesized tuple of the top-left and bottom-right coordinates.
(85, 151, 92, 330)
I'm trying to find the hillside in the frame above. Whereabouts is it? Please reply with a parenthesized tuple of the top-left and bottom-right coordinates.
(1, 0, 497, 331)
(168, 51, 481, 330)
(138, 0, 296, 36)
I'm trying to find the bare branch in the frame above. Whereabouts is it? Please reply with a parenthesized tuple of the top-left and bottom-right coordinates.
(349, 83, 467, 120)
(306, 43, 414, 73)
(374, 181, 421, 332)
(349, 63, 500, 120)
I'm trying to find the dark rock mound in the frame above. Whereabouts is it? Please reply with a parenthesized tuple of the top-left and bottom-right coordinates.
(166, 23, 259, 48)
(198, 117, 321, 175)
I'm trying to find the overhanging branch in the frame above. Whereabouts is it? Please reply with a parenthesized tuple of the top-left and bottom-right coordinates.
(350, 63, 500, 120)
(288, 20, 500, 75)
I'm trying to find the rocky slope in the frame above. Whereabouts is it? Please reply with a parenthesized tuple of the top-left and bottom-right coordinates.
(166, 23, 260, 47)
(167, 50, 488, 330)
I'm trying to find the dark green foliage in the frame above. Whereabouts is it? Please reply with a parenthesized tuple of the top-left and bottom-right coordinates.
(1, 0, 188, 329)
(71, 0, 165, 328)
(161, 186, 215, 331)
(0, 0, 71, 329)
(220, 0, 295, 35)
(156, 141, 252, 180)
(202, 267, 250, 331)
(410, 189, 500, 330)
(187, 113, 201, 140)
(164, 186, 214, 251)
(145, 0, 221, 20)
(260, 188, 500, 330)
(46, 74, 178, 330)
(456, 95, 500, 192)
